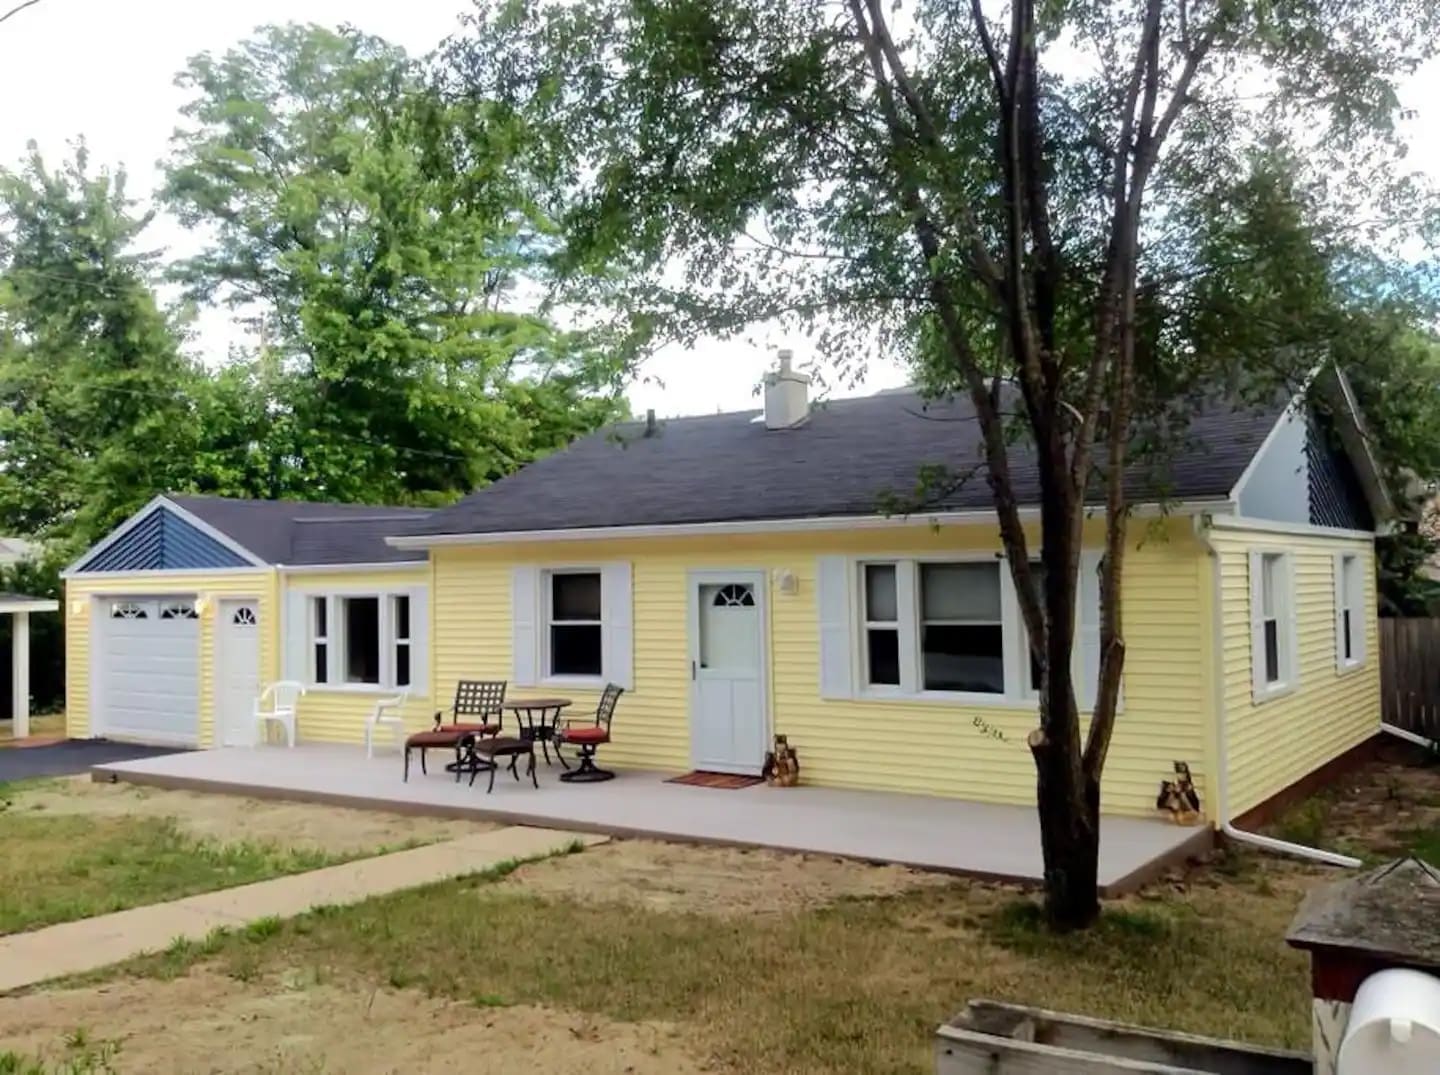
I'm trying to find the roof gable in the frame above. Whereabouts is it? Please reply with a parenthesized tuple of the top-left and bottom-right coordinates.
(73, 502, 256, 573)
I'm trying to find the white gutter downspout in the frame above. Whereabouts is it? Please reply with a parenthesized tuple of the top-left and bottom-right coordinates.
(1383, 722, 1439, 751)
(1195, 515, 1362, 869)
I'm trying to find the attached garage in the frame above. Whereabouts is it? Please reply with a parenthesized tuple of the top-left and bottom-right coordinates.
(93, 597, 201, 746)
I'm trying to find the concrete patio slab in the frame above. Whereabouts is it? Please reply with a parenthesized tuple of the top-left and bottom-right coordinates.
(0, 825, 604, 993)
(93, 744, 1210, 894)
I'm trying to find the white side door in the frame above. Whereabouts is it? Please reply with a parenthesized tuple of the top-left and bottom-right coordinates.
(216, 599, 262, 747)
(688, 572, 768, 774)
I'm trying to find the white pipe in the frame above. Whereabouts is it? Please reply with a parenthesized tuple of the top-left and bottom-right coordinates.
(1195, 515, 1363, 869)
(1383, 722, 1438, 751)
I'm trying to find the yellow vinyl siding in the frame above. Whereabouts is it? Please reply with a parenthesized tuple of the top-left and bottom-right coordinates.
(432, 517, 1210, 817)
(64, 570, 278, 746)
(1211, 527, 1379, 817)
(280, 567, 434, 744)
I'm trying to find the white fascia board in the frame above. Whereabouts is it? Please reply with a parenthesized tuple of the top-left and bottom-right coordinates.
(0, 598, 60, 613)
(386, 498, 1234, 549)
(59, 565, 271, 581)
(275, 561, 428, 574)
(1204, 514, 1376, 541)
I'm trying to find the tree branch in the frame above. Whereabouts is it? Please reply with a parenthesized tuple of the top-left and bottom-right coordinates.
(0, 0, 41, 26)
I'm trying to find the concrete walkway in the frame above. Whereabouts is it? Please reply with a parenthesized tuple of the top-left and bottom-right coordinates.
(0, 826, 603, 993)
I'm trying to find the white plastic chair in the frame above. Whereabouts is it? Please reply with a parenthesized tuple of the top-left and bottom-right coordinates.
(254, 681, 306, 747)
(365, 691, 410, 758)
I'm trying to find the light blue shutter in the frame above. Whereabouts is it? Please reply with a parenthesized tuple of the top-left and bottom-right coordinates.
(407, 585, 430, 697)
(512, 566, 539, 687)
(1077, 551, 1102, 711)
(283, 588, 308, 683)
(602, 562, 634, 689)
(817, 556, 853, 699)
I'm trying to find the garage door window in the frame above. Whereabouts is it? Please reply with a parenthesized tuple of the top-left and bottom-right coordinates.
(111, 601, 148, 619)
(341, 596, 381, 685)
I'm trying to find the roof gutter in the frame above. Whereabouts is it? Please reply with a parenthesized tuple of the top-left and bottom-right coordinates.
(1194, 514, 1362, 869)
(388, 498, 1235, 550)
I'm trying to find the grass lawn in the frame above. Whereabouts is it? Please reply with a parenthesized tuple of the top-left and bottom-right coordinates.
(0, 809, 338, 935)
(5, 741, 1437, 1074)
(95, 842, 1312, 1074)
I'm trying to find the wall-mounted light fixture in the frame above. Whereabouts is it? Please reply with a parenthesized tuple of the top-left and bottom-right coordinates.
(194, 596, 211, 616)
(775, 569, 799, 596)
(69, 598, 87, 617)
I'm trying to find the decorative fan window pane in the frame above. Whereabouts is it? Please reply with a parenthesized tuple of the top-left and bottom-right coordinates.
(160, 602, 198, 620)
(231, 606, 258, 627)
(920, 562, 1004, 693)
(712, 583, 755, 607)
(111, 602, 148, 619)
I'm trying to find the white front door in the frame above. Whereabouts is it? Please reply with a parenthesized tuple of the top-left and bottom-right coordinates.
(688, 571, 768, 774)
(217, 599, 262, 747)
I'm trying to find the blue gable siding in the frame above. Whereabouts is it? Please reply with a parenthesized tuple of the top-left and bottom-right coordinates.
(77, 506, 253, 572)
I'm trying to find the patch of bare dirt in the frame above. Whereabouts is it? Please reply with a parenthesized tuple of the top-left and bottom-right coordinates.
(8, 777, 495, 856)
(502, 837, 954, 915)
(0, 970, 710, 1074)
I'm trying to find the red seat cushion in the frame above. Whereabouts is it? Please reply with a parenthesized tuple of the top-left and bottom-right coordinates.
(406, 729, 467, 748)
(561, 725, 609, 745)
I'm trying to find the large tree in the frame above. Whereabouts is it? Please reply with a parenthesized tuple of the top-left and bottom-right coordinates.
(163, 23, 627, 504)
(452, 0, 1438, 925)
(0, 144, 199, 554)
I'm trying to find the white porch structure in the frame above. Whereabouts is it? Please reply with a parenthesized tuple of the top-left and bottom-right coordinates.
(0, 593, 59, 739)
(93, 744, 1212, 894)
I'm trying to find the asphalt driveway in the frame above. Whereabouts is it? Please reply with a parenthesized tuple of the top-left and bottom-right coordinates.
(0, 740, 186, 783)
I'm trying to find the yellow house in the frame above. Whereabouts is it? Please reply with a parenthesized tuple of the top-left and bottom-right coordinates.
(63, 361, 1390, 827)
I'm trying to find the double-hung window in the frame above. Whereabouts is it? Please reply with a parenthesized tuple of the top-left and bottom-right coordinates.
(301, 589, 422, 691)
(919, 563, 1005, 694)
(1251, 551, 1297, 701)
(547, 571, 603, 678)
(862, 564, 901, 687)
(310, 597, 329, 685)
(392, 594, 412, 687)
(1336, 553, 1365, 671)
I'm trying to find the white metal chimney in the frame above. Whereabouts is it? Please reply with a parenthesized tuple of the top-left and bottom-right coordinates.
(763, 349, 810, 430)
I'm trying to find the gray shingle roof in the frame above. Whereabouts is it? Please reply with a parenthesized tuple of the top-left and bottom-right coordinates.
(410, 389, 1286, 537)
(167, 496, 430, 565)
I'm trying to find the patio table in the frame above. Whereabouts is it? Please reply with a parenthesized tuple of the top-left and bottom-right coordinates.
(503, 698, 572, 768)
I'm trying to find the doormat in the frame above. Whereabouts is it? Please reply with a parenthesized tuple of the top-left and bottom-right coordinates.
(666, 770, 765, 790)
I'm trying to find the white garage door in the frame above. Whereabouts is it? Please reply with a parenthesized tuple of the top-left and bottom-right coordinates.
(98, 597, 200, 745)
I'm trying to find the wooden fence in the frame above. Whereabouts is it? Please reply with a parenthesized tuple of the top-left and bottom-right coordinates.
(1380, 618, 1440, 740)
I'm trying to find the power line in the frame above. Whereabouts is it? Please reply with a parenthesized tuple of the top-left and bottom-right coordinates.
(0, 0, 43, 27)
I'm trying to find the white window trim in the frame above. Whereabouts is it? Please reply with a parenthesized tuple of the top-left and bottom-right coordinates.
(540, 566, 607, 688)
(849, 554, 1103, 709)
(1335, 552, 1365, 675)
(1251, 550, 1299, 704)
(304, 590, 413, 691)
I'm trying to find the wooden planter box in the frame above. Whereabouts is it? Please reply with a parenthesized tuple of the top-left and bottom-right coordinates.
(936, 1000, 1312, 1074)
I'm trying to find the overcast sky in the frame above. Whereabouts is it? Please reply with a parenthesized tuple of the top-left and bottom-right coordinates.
(2, 0, 1437, 418)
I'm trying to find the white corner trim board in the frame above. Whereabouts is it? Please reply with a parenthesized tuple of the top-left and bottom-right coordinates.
(1194, 516, 1362, 869)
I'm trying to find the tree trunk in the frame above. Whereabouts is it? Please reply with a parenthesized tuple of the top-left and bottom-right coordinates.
(1032, 732, 1101, 929)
